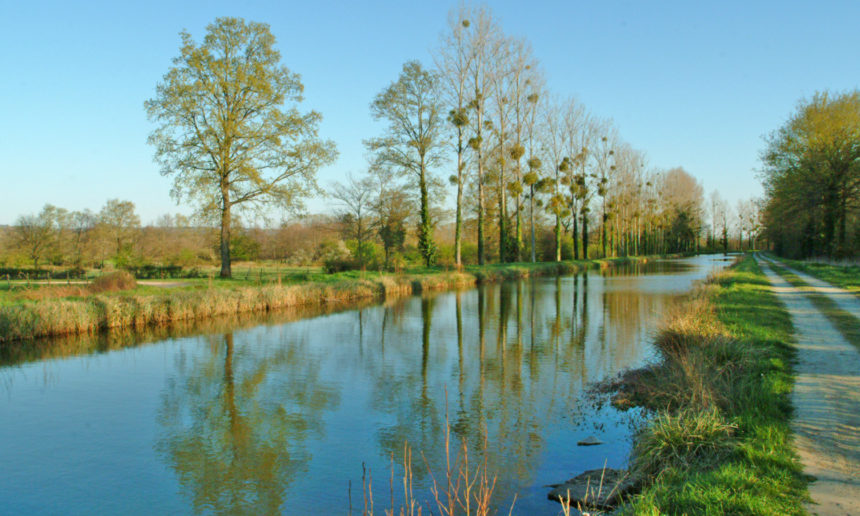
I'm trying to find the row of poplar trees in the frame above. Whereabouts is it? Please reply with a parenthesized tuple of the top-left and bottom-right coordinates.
(363, 5, 704, 267)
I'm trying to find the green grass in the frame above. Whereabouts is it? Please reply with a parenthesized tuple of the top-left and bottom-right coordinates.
(767, 261, 860, 351)
(770, 256, 860, 298)
(620, 255, 809, 515)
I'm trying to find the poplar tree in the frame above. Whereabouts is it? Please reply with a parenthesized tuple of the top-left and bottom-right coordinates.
(436, 8, 474, 267)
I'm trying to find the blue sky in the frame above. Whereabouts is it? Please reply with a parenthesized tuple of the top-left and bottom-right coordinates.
(2, 0, 858, 225)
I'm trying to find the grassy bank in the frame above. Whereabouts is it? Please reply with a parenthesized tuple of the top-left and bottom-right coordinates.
(0, 256, 664, 343)
(615, 255, 808, 514)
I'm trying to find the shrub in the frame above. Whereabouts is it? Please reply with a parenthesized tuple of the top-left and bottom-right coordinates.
(90, 271, 137, 293)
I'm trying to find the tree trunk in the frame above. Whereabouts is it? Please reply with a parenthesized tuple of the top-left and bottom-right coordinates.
(555, 212, 561, 262)
(419, 161, 432, 267)
(582, 214, 589, 260)
(220, 183, 232, 278)
(529, 186, 536, 263)
(499, 178, 507, 262)
(838, 193, 847, 256)
(602, 213, 608, 258)
(478, 168, 485, 265)
(515, 192, 522, 262)
(455, 149, 464, 267)
(572, 211, 579, 260)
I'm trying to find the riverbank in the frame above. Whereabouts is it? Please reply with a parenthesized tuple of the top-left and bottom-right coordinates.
(0, 255, 673, 343)
(614, 254, 809, 513)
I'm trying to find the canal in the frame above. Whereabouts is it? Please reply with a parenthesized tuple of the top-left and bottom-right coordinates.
(0, 255, 729, 514)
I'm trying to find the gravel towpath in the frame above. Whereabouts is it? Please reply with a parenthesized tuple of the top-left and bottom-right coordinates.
(757, 256, 860, 516)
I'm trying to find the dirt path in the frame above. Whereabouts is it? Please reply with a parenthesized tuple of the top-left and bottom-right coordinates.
(756, 256, 860, 515)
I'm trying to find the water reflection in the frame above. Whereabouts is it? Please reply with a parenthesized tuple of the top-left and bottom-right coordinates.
(0, 256, 727, 515)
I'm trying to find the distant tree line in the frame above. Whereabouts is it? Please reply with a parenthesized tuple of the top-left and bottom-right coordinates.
(760, 90, 860, 259)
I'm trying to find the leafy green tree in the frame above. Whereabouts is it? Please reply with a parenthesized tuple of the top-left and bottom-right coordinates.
(760, 90, 860, 258)
(146, 17, 337, 278)
(366, 61, 443, 267)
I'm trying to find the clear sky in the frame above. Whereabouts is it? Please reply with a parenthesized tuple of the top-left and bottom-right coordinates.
(2, 0, 858, 225)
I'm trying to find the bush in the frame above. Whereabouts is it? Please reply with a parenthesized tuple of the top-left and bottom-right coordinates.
(460, 241, 479, 265)
(90, 271, 137, 293)
(345, 239, 381, 268)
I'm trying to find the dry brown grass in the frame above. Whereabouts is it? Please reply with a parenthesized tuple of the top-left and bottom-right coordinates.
(0, 258, 652, 343)
(13, 270, 137, 302)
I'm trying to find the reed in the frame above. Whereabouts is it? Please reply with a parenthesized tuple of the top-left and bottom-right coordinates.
(355, 395, 508, 516)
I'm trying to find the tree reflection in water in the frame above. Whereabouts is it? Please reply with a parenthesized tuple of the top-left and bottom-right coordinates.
(155, 331, 339, 514)
(149, 259, 704, 513)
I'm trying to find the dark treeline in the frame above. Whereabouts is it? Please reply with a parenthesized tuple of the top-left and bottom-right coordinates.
(760, 90, 860, 259)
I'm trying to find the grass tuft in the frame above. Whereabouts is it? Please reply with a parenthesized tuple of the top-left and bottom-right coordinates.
(632, 408, 737, 479)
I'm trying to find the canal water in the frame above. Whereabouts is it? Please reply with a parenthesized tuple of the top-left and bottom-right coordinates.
(0, 255, 729, 515)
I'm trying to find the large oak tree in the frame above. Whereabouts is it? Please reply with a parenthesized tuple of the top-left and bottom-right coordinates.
(146, 17, 337, 277)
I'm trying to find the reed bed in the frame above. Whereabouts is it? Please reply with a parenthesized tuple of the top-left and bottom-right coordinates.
(0, 256, 669, 343)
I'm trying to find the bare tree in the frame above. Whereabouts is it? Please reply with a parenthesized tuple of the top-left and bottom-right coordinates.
(99, 199, 141, 259)
(503, 39, 541, 263)
(542, 97, 567, 262)
(562, 98, 588, 260)
(14, 204, 62, 269)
